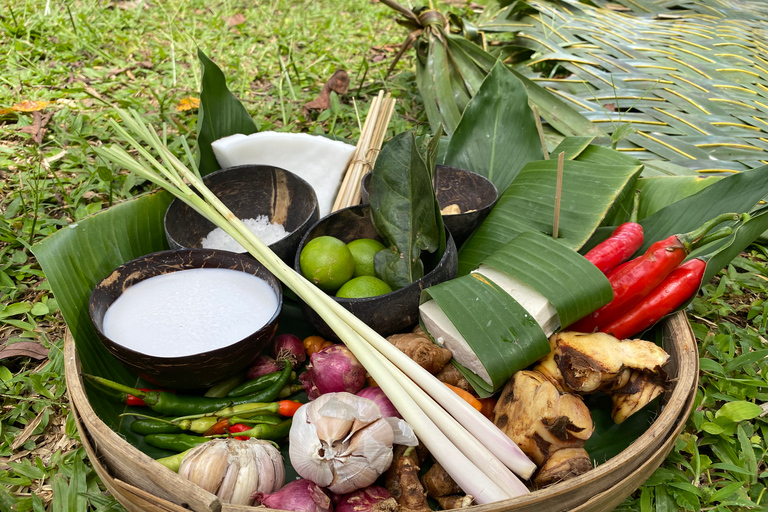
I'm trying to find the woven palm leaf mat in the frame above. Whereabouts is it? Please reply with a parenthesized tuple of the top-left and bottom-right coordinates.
(477, 0, 768, 175)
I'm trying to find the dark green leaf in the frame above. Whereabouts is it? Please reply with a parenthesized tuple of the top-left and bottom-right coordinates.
(196, 49, 258, 175)
(737, 424, 758, 485)
(445, 61, 543, 194)
(371, 131, 442, 289)
(634, 176, 721, 220)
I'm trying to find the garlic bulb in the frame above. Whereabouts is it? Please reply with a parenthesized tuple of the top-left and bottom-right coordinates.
(289, 392, 418, 494)
(178, 438, 285, 505)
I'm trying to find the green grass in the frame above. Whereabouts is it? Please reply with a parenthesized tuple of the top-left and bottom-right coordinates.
(1, 0, 767, 511)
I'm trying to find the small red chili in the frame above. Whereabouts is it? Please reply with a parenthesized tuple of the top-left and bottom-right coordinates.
(601, 258, 706, 339)
(126, 388, 175, 407)
(228, 423, 251, 441)
(584, 191, 643, 274)
(569, 213, 737, 333)
(203, 418, 231, 436)
(277, 400, 302, 417)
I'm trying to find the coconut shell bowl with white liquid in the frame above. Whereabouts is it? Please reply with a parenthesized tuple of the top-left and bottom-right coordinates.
(89, 249, 283, 389)
(164, 164, 320, 264)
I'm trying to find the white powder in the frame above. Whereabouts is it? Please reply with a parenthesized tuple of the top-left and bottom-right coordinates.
(201, 216, 288, 253)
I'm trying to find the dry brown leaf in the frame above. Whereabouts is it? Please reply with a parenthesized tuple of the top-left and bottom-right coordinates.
(176, 97, 200, 112)
(225, 13, 246, 26)
(11, 408, 47, 451)
(303, 69, 350, 111)
(19, 110, 54, 145)
(0, 341, 50, 361)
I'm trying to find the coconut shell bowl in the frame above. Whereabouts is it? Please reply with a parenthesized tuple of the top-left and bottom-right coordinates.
(361, 165, 498, 247)
(293, 204, 458, 340)
(89, 249, 283, 389)
(164, 164, 320, 264)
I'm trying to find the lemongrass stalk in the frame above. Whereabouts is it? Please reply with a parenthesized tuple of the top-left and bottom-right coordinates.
(316, 289, 538, 479)
(100, 110, 529, 502)
(367, 343, 530, 495)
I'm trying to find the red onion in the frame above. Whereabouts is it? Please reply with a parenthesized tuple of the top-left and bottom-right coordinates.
(254, 479, 333, 512)
(302, 345, 366, 398)
(336, 486, 394, 512)
(247, 355, 282, 380)
(356, 387, 401, 419)
(271, 334, 307, 367)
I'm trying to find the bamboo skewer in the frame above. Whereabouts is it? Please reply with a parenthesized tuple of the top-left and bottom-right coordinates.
(332, 91, 396, 211)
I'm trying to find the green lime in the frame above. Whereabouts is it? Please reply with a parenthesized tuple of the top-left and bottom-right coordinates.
(299, 236, 356, 293)
(347, 238, 386, 277)
(336, 276, 393, 299)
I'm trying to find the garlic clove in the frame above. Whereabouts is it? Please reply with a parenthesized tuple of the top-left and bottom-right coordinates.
(179, 439, 229, 495)
(385, 417, 419, 446)
(329, 418, 395, 494)
(290, 405, 336, 487)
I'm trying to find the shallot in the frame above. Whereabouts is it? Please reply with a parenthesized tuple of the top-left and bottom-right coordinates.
(247, 355, 282, 380)
(271, 333, 307, 367)
(254, 478, 333, 512)
(301, 345, 366, 399)
(357, 386, 401, 419)
(336, 486, 396, 512)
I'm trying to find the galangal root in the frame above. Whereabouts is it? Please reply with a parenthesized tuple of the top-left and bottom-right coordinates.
(493, 370, 594, 488)
(387, 327, 453, 375)
(534, 331, 669, 423)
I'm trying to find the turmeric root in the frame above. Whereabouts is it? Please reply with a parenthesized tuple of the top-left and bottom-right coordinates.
(493, 370, 593, 475)
(387, 328, 452, 374)
(421, 462, 462, 497)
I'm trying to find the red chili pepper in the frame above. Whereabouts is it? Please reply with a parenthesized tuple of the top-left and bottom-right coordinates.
(600, 259, 706, 339)
(569, 213, 737, 333)
(277, 400, 302, 417)
(203, 418, 231, 436)
(126, 388, 175, 407)
(584, 191, 643, 274)
(228, 423, 251, 441)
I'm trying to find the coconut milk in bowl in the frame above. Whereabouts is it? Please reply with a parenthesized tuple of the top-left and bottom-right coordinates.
(89, 249, 283, 389)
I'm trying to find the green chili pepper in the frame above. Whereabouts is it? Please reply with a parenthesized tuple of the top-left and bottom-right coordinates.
(204, 373, 246, 398)
(144, 433, 209, 452)
(85, 363, 293, 416)
(131, 418, 182, 435)
(156, 448, 192, 472)
(227, 370, 296, 398)
(210, 418, 292, 441)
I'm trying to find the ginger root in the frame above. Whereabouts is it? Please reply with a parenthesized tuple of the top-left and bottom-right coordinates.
(421, 462, 462, 497)
(534, 331, 669, 423)
(387, 327, 453, 374)
(385, 446, 430, 512)
(434, 364, 472, 393)
(435, 495, 474, 509)
(493, 370, 593, 485)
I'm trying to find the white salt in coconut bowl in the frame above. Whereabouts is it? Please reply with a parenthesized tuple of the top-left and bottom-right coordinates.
(164, 165, 320, 264)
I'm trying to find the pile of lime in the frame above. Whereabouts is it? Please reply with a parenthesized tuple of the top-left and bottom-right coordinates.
(299, 236, 393, 298)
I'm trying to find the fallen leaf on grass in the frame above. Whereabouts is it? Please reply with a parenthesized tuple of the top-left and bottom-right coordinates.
(225, 13, 246, 26)
(19, 111, 55, 145)
(11, 408, 47, 451)
(0, 341, 50, 361)
(12, 100, 50, 112)
(304, 69, 350, 110)
(176, 97, 200, 112)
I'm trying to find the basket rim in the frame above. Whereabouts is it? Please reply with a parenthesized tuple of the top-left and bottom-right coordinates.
(65, 310, 698, 512)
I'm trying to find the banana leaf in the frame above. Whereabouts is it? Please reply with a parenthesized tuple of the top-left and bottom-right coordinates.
(482, 231, 612, 328)
(420, 273, 550, 397)
(196, 49, 258, 175)
(444, 61, 543, 194)
(32, 191, 174, 457)
(458, 147, 643, 275)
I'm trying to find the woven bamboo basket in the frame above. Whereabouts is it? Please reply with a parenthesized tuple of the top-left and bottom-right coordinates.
(65, 311, 698, 512)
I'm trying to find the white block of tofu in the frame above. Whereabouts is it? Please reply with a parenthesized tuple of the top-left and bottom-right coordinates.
(474, 264, 560, 337)
(212, 132, 356, 217)
(419, 299, 493, 386)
